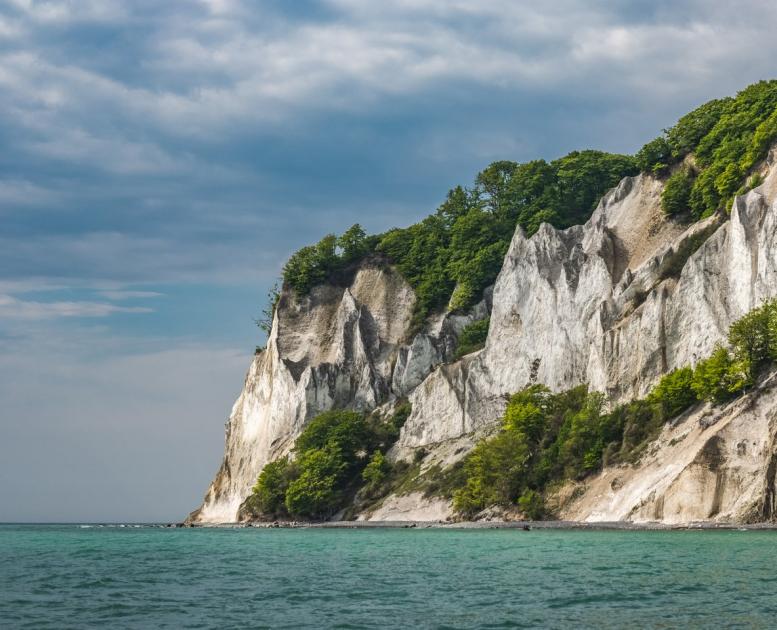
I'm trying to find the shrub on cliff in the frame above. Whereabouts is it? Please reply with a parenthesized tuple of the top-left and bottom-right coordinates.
(727, 300, 777, 381)
(642, 81, 777, 219)
(361, 451, 390, 497)
(248, 456, 296, 518)
(647, 367, 698, 417)
(451, 375, 702, 517)
(247, 405, 412, 520)
(661, 168, 694, 216)
(282, 224, 374, 295)
(454, 318, 490, 358)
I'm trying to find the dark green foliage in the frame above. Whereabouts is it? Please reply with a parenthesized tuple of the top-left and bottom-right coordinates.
(451, 373, 701, 517)
(647, 367, 698, 417)
(727, 300, 777, 381)
(246, 456, 296, 518)
(689, 301, 777, 402)
(337, 224, 369, 263)
(361, 451, 390, 494)
(691, 345, 741, 403)
(517, 489, 545, 520)
(452, 428, 531, 516)
(454, 318, 490, 358)
(378, 150, 637, 319)
(282, 225, 374, 295)
(284, 448, 345, 518)
(641, 81, 777, 219)
(661, 168, 694, 216)
(282, 235, 337, 295)
(282, 149, 636, 323)
(293, 410, 375, 469)
(666, 98, 731, 159)
(636, 136, 672, 173)
(247, 404, 412, 520)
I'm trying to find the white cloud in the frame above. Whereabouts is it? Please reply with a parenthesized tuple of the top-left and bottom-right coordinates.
(98, 290, 163, 300)
(7, 0, 127, 24)
(0, 293, 152, 319)
(0, 0, 775, 169)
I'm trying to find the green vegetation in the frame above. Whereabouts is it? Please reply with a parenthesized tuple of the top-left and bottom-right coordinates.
(690, 300, 777, 402)
(273, 81, 777, 336)
(282, 152, 636, 324)
(454, 318, 490, 358)
(376, 152, 637, 320)
(246, 404, 410, 520)
(255, 282, 280, 335)
(448, 300, 777, 518)
(637, 81, 777, 218)
(661, 168, 694, 216)
(246, 302, 777, 522)
(282, 224, 380, 295)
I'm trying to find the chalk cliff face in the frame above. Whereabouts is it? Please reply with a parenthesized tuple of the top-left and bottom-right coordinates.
(189, 264, 484, 523)
(192, 148, 777, 525)
(392, 152, 777, 522)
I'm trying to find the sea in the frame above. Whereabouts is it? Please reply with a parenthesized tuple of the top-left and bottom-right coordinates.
(1, 523, 776, 628)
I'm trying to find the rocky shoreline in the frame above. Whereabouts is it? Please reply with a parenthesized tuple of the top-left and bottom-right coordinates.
(176, 520, 777, 531)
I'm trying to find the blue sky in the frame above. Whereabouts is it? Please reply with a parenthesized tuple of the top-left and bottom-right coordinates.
(2, 0, 776, 522)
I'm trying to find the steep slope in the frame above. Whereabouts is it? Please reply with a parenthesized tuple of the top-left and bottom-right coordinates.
(190, 81, 777, 524)
(189, 263, 486, 523)
(559, 369, 777, 523)
(375, 150, 777, 522)
(397, 160, 776, 451)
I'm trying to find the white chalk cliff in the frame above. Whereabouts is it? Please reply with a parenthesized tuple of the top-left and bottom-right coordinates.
(191, 148, 777, 525)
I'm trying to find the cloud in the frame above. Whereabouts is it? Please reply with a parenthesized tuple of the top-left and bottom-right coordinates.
(3, 0, 777, 522)
(97, 290, 163, 300)
(0, 293, 153, 320)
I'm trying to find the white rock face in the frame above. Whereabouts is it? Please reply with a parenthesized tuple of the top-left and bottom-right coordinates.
(189, 264, 487, 523)
(193, 148, 777, 525)
(560, 371, 777, 523)
(189, 265, 415, 522)
(397, 166, 777, 460)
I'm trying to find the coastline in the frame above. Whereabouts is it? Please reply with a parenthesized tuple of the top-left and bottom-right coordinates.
(181, 520, 777, 531)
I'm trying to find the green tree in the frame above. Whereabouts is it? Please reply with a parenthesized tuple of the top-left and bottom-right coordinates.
(691, 345, 740, 402)
(284, 448, 345, 519)
(647, 367, 698, 417)
(728, 302, 774, 381)
(454, 318, 490, 358)
(338, 224, 368, 263)
(636, 136, 672, 173)
(474, 160, 518, 216)
(517, 489, 545, 520)
(362, 450, 390, 493)
(503, 385, 551, 446)
(452, 430, 530, 516)
(661, 168, 694, 216)
(294, 410, 375, 472)
(249, 456, 295, 517)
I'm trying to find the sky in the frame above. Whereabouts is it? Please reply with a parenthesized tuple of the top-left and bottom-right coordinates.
(2, 0, 777, 522)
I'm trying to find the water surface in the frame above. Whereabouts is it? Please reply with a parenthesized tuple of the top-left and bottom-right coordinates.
(1, 524, 775, 628)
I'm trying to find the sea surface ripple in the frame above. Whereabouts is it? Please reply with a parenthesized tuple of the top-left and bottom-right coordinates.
(1, 524, 776, 628)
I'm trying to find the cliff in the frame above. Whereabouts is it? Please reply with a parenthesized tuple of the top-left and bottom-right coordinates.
(188, 262, 486, 522)
(190, 145, 777, 525)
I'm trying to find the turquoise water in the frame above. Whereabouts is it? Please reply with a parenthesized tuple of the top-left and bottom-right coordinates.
(2, 525, 777, 628)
